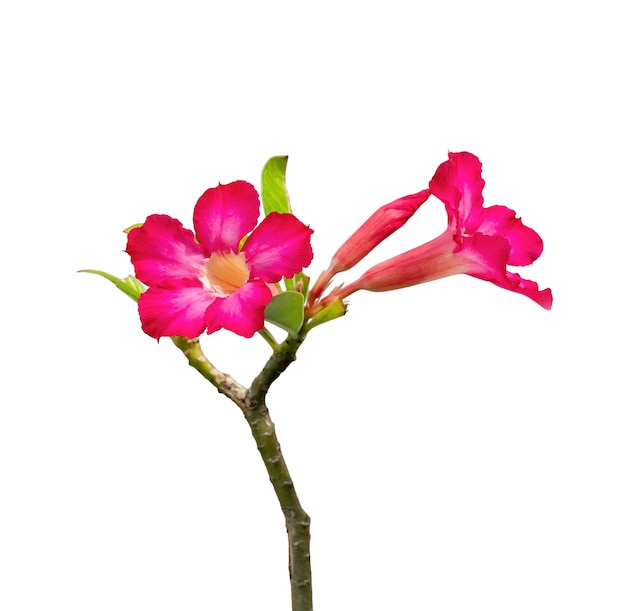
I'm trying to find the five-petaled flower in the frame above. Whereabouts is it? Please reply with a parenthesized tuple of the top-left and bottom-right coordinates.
(328, 152, 552, 309)
(126, 181, 314, 339)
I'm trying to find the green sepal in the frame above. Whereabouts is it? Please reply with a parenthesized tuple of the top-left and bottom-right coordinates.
(290, 272, 309, 299)
(282, 271, 310, 295)
(261, 156, 292, 216)
(306, 300, 347, 330)
(264, 291, 304, 336)
(79, 269, 146, 302)
(295, 272, 310, 298)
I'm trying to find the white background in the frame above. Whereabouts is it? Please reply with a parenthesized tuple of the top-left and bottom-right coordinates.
(1, 1, 624, 610)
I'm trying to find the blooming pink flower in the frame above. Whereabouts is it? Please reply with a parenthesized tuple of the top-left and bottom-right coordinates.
(126, 180, 314, 339)
(332, 152, 552, 309)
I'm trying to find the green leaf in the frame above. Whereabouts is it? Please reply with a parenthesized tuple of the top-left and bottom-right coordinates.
(264, 291, 304, 336)
(306, 300, 347, 330)
(79, 269, 146, 302)
(261, 156, 292, 215)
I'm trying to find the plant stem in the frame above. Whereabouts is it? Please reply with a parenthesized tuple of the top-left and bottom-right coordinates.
(242, 397, 312, 611)
(245, 330, 312, 609)
(172, 332, 313, 610)
(170, 336, 247, 406)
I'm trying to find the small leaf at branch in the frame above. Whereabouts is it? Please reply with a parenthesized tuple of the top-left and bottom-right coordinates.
(264, 291, 304, 336)
(79, 269, 146, 302)
(261, 156, 292, 215)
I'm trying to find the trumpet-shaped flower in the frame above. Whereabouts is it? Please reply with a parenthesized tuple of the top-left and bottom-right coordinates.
(126, 181, 314, 339)
(333, 152, 552, 309)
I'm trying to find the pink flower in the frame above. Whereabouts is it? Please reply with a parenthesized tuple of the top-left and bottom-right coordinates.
(333, 152, 552, 309)
(126, 180, 314, 339)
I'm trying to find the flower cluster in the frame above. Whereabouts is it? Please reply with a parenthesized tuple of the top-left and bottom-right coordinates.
(125, 151, 551, 342)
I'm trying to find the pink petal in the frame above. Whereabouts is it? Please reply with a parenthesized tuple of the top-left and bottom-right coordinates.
(429, 152, 485, 234)
(477, 205, 544, 266)
(243, 212, 314, 282)
(488, 272, 554, 310)
(137, 279, 216, 339)
(462, 235, 552, 309)
(204, 280, 273, 338)
(457, 232, 512, 284)
(193, 181, 260, 254)
(126, 215, 206, 286)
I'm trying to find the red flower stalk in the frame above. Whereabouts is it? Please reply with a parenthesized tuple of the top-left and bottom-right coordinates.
(331, 152, 552, 309)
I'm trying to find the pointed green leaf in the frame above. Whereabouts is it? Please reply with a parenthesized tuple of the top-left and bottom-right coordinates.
(261, 156, 292, 215)
(264, 291, 304, 336)
(79, 269, 146, 302)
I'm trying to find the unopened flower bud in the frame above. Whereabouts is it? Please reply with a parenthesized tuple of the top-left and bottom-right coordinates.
(309, 189, 430, 302)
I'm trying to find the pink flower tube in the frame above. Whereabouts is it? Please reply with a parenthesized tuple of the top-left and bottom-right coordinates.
(126, 181, 314, 339)
(308, 190, 430, 303)
(334, 152, 552, 309)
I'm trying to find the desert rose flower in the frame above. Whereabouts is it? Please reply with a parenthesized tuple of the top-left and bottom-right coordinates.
(331, 152, 552, 309)
(126, 180, 314, 339)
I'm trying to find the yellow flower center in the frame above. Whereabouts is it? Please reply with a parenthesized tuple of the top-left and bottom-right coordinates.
(201, 251, 250, 296)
